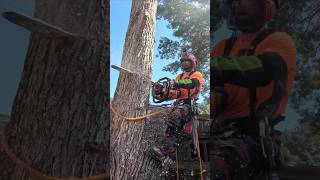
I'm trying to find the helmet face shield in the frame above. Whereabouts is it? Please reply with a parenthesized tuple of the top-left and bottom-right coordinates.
(180, 58, 193, 71)
(180, 58, 193, 63)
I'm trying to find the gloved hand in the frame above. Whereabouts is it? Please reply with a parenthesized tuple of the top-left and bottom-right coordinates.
(153, 83, 164, 95)
(170, 79, 179, 89)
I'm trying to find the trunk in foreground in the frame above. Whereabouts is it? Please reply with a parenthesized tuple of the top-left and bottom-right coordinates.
(0, 0, 109, 179)
(111, 0, 161, 179)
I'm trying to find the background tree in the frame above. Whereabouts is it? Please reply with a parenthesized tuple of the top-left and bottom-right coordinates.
(270, 1, 320, 116)
(157, 0, 211, 108)
(0, 0, 109, 179)
(270, 0, 320, 166)
(207, 0, 320, 166)
(281, 113, 320, 166)
(110, 0, 162, 179)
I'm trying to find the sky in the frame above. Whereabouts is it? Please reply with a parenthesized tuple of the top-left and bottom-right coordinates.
(110, 0, 179, 101)
(0, 0, 301, 131)
(110, 0, 300, 131)
(0, 0, 34, 115)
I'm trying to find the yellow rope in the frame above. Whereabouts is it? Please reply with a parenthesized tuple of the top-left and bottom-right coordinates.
(1, 128, 109, 180)
(2, 104, 206, 180)
(175, 150, 180, 180)
(195, 127, 205, 180)
(110, 103, 174, 121)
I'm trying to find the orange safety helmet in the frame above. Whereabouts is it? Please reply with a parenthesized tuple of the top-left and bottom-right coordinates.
(265, 0, 279, 22)
(180, 53, 197, 71)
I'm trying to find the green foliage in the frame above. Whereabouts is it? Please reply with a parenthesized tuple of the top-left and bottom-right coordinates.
(157, 0, 221, 113)
(157, 0, 320, 165)
(269, 1, 320, 115)
(157, 0, 211, 94)
(267, 0, 320, 167)
(282, 113, 320, 166)
(197, 97, 210, 114)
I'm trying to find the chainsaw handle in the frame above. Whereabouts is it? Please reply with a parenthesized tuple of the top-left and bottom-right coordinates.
(151, 77, 172, 103)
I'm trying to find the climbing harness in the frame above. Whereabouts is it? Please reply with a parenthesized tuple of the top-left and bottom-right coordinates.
(217, 28, 286, 179)
(112, 64, 207, 178)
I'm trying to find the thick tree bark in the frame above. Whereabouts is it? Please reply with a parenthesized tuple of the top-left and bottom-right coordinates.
(110, 0, 161, 179)
(0, 0, 109, 179)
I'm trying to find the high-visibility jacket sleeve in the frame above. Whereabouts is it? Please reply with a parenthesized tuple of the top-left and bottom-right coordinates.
(212, 53, 287, 87)
(174, 72, 203, 89)
(212, 32, 296, 88)
(163, 71, 203, 100)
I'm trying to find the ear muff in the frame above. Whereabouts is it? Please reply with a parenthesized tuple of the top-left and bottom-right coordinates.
(264, 0, 277, 22)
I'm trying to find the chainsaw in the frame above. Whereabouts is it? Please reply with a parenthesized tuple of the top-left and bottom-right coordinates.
(111, 65, 174, 104)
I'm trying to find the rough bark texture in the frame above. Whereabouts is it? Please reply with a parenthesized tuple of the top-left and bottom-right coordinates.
(0, 0, 109, 179)
(110, 0, 161, 179)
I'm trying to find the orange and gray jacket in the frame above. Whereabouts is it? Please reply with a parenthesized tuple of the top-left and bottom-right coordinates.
(211, 30, 296, 120)
(165, 71, 203, 101)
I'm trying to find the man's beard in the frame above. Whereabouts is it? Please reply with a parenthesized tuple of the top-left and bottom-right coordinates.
(182, 66, 193, 72)
(234, 15, 265, 33)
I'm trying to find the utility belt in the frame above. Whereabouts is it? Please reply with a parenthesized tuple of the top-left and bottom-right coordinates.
(258, 116, 284, 170)
(223, 117, 259, 137)
(174, 98, 199, 116)
(210, 116, 284, 170)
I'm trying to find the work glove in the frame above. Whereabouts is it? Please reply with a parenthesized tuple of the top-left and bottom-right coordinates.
(170, 79, 178, 89)
(153, 83, 164, 95)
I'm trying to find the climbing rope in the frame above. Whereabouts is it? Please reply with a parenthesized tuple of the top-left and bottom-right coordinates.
(173, 117, 207, 180)
(110, 103, 175, 121)
(1, 105, 207, 180)
(175, 151, 180, 180)
(196, 128, 206, 180)
(0, 126, 109, 180)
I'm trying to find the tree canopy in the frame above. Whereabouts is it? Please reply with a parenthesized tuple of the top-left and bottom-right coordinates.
(157, 0, 210, 94)
(157, 0, 320, 166)
(270, 0, 320, 166)
(156, 0, 211, 114)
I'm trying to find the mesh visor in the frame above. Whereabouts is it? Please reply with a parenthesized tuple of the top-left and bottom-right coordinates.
(180, 58, 193, 63)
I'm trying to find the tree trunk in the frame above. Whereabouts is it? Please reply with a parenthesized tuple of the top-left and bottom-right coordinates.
(110, 0, 161, 179)
(0, 0, 109, 179)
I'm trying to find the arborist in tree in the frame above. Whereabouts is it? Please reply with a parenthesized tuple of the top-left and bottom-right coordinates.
(150, 52, 204, 168)
(211, 0, 296, 179)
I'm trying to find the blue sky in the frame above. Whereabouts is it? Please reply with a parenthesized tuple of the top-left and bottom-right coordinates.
(110, 0, 300, 131)
(0, 0, 34, 115)
(0, 0, 300, 131)
(110, 0, 179, 101)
